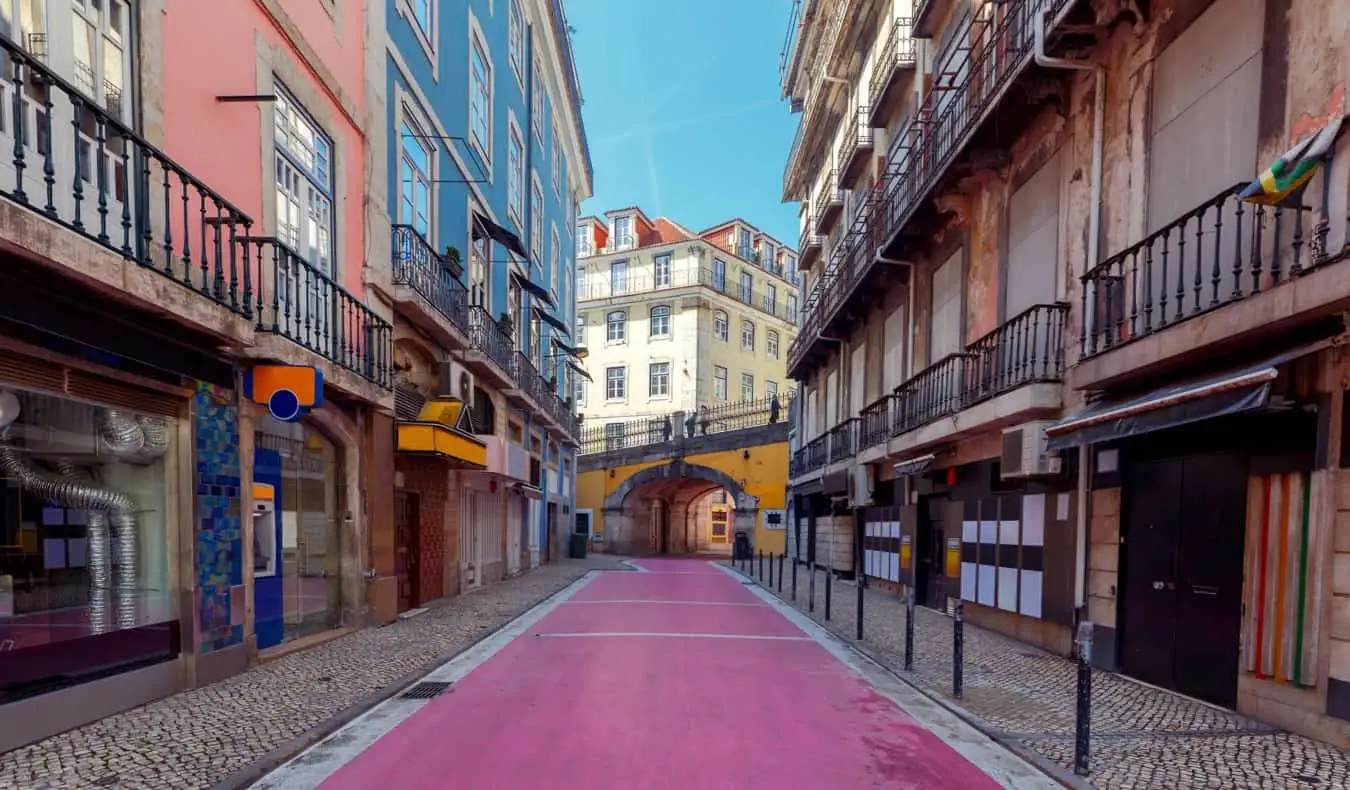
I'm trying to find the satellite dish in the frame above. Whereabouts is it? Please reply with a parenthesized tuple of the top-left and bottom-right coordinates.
(0, 390, 19, 430)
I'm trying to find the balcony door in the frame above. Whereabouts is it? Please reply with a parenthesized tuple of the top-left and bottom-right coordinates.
(275, 88, 336, 356)
(998, 149, 1061, 391)
(927, 248, 964, 417)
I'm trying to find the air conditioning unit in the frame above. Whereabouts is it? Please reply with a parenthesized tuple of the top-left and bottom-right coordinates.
(1001, 420, 1062, 479)
(438, 360, 476, 403)
(848, 463, 875, 508)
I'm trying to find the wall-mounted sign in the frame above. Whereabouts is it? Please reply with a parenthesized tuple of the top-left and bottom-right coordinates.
(244, 365, 324, 423)
(944, 537, 962, 579)
(761, 509, 786, 530)
(900, 534, 912, 570)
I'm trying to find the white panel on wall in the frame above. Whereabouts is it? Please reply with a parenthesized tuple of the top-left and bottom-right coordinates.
(978, 520, 997, 545)
(997, 520, 1020, 545)
(961, 563, 977, 601)
(977, 565, 996, 606)
(1022, 494, 1046, 547)
(997, 567, 1019, 612)
(1020, 570, 1044, 619)
(889, 553, 899, 582)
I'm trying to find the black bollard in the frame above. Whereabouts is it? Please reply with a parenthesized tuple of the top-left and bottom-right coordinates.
(824, 569, 832, 621)
(904, 588, 915, 671)
(808, 562, 816, 613)
(855, 570, 864, 641)
(758, 549, 764, 581)
(791, 558, 798, 601)
(953, 599, 965, 699)
(1074, 620, 1094, 776)
(778, 554, 785, 593)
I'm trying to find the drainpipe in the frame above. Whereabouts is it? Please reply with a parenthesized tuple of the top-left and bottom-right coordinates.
(1034, 9, 1104, 613)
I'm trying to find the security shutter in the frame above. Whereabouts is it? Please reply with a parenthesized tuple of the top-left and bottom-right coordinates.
(0, 351, 185, 416)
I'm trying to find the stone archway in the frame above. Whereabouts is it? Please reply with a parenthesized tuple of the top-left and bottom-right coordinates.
(602, 461, 760, 555)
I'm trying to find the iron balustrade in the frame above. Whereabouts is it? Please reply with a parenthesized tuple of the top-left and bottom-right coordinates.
(800, 434, 828, 474)
(578, 392, 795, 456)
(838, 106, 874, 187)
(0, 34, 257, 319)
(391, 225, 469, 333)
(243, 236, 394, 388)
(827, 418, 860, 463)
(736, 244, 757, 262)
(892, 353, 972, 437)
(511, 350, 542, 402)
(581, 266, 799, 323)
(1082, 182, 1348, 357)
(467, 306, 514, 374)
(870, 18, 917, 105)
(860, 396, 892, 449)
(964, 303, 1068, 401)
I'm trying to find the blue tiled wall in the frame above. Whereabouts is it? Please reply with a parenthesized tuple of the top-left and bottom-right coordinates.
(194, 381, 244, 653)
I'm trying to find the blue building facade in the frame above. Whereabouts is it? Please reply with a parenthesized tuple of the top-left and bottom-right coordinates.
(387, 0, 592, 584)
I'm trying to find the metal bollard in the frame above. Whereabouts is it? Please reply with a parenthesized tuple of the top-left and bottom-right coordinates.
(953, 599, 964, 699)
(904, 588, 915, 671)
(778, 554, 785, 593)
(855, 570, 864, 641)
(1074, 620, 1094, 776)
(808, 562, 816, 613)
(824, 569, 832, 621)
(769, 551, 775, 588)
(758, 549, 764, 581)
(791, 558, 798, 601)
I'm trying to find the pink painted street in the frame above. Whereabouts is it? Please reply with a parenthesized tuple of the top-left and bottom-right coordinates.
(254, 561, 1057, 790)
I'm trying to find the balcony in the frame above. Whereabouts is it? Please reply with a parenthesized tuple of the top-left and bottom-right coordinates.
(465, 306, 515, 389)
(579, 393, 793, 456)
(827, 417, 859, 464)
(1077, 182, 1350, 388)
(855, 303, 1068, 458)
(837, 106, 874, 189)
(790, 433, 829, 478)
(868, 18, 917, 127)
(799, 219, 825, 268)
(508, 349, 541, 408)
(813, 170, 845, 235)
(390, 225, 469, 347)
(581, 266, 799, 324)
(911, 0, 948, 38)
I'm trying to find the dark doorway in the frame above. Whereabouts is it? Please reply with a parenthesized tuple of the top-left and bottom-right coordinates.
(394, 490, 420, 612)
(914, 494, 948, 609)
(1121, 452, 1246, 707)
(547, 503, 559, 562)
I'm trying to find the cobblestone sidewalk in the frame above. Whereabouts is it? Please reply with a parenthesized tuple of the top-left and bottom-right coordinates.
(0, 556, 628, 790)
(732, 559, 1350, 790)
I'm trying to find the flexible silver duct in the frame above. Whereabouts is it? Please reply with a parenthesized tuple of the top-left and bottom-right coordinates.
(99, 409, 144, 454)
(0, 449, 134, 512)
(55, 459, 111, 635)
(136, 415, 170, 455)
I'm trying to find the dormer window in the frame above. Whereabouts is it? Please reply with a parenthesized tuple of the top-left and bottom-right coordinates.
(612, 216, 633, 250)
(577, 222, 592, 256)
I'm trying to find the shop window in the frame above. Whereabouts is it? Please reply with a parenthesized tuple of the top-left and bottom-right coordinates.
(0, 386, 174, 702)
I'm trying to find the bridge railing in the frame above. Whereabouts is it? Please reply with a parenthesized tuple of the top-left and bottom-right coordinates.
(579, 391, 797, 456)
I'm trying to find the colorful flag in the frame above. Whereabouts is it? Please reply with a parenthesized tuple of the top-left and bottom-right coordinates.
(1239, 114, 1345, 207)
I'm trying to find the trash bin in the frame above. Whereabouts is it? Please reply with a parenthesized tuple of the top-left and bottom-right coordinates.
(569, 532, 589, 559)
(733, 531, 751, 561)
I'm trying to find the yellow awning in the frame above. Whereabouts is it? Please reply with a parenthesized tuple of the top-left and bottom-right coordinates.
(395, 421, 488, 467)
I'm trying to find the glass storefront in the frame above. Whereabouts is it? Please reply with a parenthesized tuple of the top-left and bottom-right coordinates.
(255, 417, 341, 642)
(0, 386, 175, 703)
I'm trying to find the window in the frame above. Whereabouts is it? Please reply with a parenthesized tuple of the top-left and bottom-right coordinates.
(507, 0, 524, 88)
(605, 366, 626, 401)
(274, 86, 334, 276)
(412, 0, 431, 36)
(610, 260, 628, 295)
(531, 57, 545, 143)
(470, 227, 488, 306)
(71, 0, 128, 121)
(575, 378, 586, 406)
(613, 216, 632, 250)
(530, 175, 543, 258)
(654, 253, 671, 288)
(713, 366, 728, 401)
(649, 362, 670, 398)
(741, 373, 754, 400)
(787, 293, 799, 323)
(577, 223, 591, 256)
(604, 422, 624, 451)
(767, 330, 780, 359)
(713, 310, 728, 342)
(764, 284, 778, 315)
(766, 380, 779, 399)
(740, 271, 753, 303)
(507, 120, 524, 225)
(741, 319, 755, 351)
(712, 258, 726, 291)
(606, 310, 626, 343)
(551, 133, 562, 196)
(399, 116, 432, 237)
(576, 268, 586, 299)
(550, 225, 560, 294)
(650, 305, 670, 337)
(528, 313, 541, 366)
(469, 31, 491, 162)
(575, 314, 585, 337)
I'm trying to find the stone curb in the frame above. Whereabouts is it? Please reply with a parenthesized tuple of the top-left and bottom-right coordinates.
(723, 561, 1094, 790)
(210, 566, 617, 790)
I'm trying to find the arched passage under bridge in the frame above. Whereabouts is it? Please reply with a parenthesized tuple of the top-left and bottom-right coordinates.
(600, 460, 760, 556)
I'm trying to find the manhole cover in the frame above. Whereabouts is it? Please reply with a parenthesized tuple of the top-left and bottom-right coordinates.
(400, 681, 453, 700)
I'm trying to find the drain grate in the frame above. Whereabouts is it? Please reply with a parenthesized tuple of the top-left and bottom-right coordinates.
(400, 681, 453, 700)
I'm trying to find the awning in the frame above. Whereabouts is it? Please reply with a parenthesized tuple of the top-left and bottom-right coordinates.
(395, 422, 488, 467)
(511, 270, 555, 308)
(554, 338, 584, 357)
(510, 483, 544, 500)
(567, 359, 592, 382)
(536, 307, 569, 335)
(473, 212, 528, 259)
(893, 454, 936, 476)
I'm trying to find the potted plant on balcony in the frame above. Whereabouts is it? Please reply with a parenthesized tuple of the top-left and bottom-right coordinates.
(443, 245, 461, 270)
(498, 312, 514, 336)
(548, 375, 559, 392)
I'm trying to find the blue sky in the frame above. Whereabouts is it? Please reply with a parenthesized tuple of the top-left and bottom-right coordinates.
(566, 0, 801, 246)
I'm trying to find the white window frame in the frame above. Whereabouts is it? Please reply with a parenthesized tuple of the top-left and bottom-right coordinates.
(713, 310, 729, 342)
(273, 84, 335, 276)
(741, 319, 755, 351)
(530, 170, 543, 260)
(576, 268, 586, 298)
(531, 55, 545, 144)
(398, 108, 435, 239)
(575, 378, 586, 406)
(507, 114, 525, 228)
(649, 362, 671, 398)
(551, 128, 562, 197)
(507, 0, 525, 92)
(606, 310, 627, 344)
(467, 16, 493, 170)
(605, 366, 627, 401)
(712, 258, 726, 291)
(741, 372, 754, 401)
(613, 216, 633, 250)
(767, 329, 780, 359)
(408, 0, 434, 57)
(713, 366, 728, 402)
(650, 305, 671, 338)
(577, 221, 591, 257)
(610, 260, 628, 295)
(550, 224, 560, 296)
(740, 271, 753, 303)
(766, 380, 778, 399)
(765, 283, 778, 314)
(654, 253, 671, 288)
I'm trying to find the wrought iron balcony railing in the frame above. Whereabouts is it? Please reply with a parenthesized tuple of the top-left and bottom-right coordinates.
(1082, 182, 1347, 358)
(827, 417, 859, 463)
(243, 236, 394, 388)
(0, 33, 257, 320)
(578, 391, 795, 456)
(791, 433, 829, 477)
(869, 18, 917, 116)
(580, 266, 799, 324)
(391, 225, 469, 334)
(467, 305, 515, 374)
(838, 106, 874, 188)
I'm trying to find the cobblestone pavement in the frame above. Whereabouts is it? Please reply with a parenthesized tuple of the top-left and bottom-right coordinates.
(0, 557, 629, 790)
(731, 558, 1350, 790)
